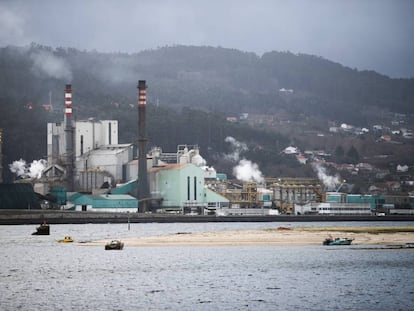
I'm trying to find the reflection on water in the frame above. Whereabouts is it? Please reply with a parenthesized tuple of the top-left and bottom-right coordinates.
(1, 222, 414, 310)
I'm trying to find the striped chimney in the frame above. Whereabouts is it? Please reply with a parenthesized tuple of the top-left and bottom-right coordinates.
(64, 84, 74, 191)
(138, 80, 147, 106)
(65, 84, 72, 117)
(137, 80, 150, 212)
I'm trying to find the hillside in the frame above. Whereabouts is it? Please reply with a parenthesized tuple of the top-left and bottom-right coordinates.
(0, 44, 413, 190)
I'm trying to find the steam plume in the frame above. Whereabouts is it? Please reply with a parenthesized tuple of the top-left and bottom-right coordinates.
(225, 137, 264, 182)
(224, 136, 247, 162)
(9, 159, 47, 179)
(312, 162, 340, 190)
(233, 159, 264, 183)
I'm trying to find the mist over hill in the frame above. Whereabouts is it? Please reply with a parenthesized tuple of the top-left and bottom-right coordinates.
(1, 44, 413, 184)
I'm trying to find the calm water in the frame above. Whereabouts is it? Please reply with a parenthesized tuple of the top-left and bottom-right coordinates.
(1, 222, 414, 310)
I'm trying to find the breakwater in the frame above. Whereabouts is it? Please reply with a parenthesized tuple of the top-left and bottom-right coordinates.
(1, 210, 414, 225)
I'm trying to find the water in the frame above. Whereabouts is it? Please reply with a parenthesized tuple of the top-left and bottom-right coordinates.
(1, 222, 414, 310)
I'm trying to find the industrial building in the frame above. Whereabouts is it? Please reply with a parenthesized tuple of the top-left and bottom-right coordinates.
(8, 81, 398, 216)
(39, 82, 231, 213)
(149, 163, 229, 214)
(0, 183, 41, 210)
(70, 193, 138, 212)
(294, 192, 384, 215)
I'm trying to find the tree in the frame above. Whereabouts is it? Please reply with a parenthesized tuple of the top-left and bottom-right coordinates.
(346, 145, 360, 164)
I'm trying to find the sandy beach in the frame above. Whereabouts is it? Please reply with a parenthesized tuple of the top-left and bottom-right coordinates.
(82, 226, 414, 247)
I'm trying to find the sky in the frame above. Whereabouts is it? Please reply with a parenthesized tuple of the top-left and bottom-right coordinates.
(0, 0, 413, 78)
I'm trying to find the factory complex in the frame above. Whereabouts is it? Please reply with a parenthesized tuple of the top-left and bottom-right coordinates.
(1, 82, 413, 216)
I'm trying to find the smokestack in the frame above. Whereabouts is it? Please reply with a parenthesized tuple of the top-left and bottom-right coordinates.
(137, 80, 150, 212)
(64, 84, 74, 191)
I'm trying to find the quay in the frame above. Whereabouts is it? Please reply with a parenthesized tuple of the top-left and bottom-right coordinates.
(1, 210, 414, 225)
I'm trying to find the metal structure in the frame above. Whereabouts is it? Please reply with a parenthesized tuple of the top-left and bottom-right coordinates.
(213, 181, 262, 208)
(208, 178, 323, 213)
(269, 178, 323, 214)
(137, 80, 150, 212)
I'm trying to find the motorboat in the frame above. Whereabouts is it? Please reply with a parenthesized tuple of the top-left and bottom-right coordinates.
(105, 240, 124, 250)
(323, 236, 353, 246)
(57, 236, 74, 243)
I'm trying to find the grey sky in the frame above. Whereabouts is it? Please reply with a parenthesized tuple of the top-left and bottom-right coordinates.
(1, 0, 413, 78)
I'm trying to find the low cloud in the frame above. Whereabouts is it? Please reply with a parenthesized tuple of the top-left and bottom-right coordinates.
(30, 50, 73, 81)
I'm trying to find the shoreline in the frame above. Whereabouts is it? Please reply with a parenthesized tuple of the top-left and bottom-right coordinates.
(1, 210, 414, 225)
(81, 226, 414, 247)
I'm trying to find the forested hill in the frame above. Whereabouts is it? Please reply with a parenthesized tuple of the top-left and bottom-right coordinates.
(1, 44, 413, 118)
(0, 44, 413, 181)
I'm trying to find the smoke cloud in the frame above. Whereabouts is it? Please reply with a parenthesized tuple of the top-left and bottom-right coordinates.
(224, 136, 248, 162)
(233, 159, 264, 183)
(30, 50, 73, 81)
(225, 137, 264, 183)
(312, 162, 340, 190)
(9, 159, 47, 179)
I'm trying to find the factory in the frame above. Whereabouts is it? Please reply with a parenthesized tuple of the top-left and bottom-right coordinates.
(2, 81, 391, 216)
(40, 82, 230, 214)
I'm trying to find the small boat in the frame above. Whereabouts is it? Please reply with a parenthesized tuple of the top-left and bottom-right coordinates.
(32, 223, 50, 235)
(323, 236, 353, 246)
(105, 240, 124, 250)
(57, 236, 74, 243)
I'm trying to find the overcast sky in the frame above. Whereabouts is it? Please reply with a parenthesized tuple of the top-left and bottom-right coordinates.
(1, 0, 413, 78)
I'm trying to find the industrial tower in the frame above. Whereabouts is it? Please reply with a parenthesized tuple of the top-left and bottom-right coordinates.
(137, 80, 150, 212)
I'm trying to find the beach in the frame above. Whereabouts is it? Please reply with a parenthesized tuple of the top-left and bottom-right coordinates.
(82, 226, 414, 247)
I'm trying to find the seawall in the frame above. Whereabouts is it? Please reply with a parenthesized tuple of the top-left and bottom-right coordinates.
(1, 210, 414, 225)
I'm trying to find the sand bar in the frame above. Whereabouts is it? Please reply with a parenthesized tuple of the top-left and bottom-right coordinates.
(80, 226, 414, 247)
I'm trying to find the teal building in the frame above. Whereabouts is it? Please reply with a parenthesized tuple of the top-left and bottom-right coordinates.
(150, 163, 229, 213)
(326, 192, 384, 210)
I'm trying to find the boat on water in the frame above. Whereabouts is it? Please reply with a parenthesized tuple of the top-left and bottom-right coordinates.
(57, 236, 74, 243)
(32, 223, 50, 235)
(105, 240, 124, 250)
(323, 236, 353, 246)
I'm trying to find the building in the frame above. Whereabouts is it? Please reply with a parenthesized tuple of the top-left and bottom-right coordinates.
(294, 192, 384, 215)
(149, 163, 229, 214)
(295, 202, 372, 215)
(0, 183, 41, 209)
(71, 193, 137, 212)
(46, 118, 133, 192)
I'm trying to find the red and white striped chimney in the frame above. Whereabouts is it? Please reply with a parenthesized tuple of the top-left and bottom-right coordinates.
(138, 81, 147, 106)
(65, 84, 72, 117)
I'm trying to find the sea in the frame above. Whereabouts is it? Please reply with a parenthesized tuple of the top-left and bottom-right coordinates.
(1, 221, 414, 311)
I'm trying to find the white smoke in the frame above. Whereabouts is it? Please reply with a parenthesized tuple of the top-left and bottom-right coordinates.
(233, 159, 264, 183)
(312, 162, 340, 190)
(224, 136, 248, 162)
(9, 159, 47, 179)
(30, 50, 73, 81)
(225, 137, 264, 183)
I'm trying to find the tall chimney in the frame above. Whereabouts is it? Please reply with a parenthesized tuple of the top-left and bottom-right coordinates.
(137, 80, 150, 212)
(64, 84, 74, 191)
